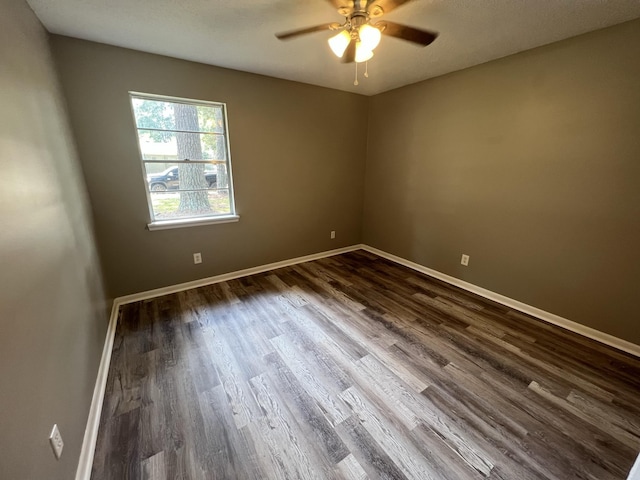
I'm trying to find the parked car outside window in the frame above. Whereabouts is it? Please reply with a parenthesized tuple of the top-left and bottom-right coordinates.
(146, 165, 217, 192)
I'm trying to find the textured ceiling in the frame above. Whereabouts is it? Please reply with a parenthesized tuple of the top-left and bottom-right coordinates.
(27, 0, 640, 96)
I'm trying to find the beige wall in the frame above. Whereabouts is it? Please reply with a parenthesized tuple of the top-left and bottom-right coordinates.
(0, 1, 108, 478)
(51, 36, 369, 299)
(363, 19, 640, 344)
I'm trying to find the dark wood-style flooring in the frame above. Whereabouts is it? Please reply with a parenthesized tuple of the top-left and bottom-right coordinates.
(92, 250, 640, 479)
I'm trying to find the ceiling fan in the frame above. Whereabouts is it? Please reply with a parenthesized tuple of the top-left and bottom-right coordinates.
(275, 0, 438, 68)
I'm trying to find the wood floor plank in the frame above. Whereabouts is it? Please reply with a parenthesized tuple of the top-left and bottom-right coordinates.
(336, 453, 368, 480)
(263, 351, 351, 465)
(247, 372, 334, 480)
(200, 323, 259, 430)
(335, 415, 410, 480)
(140, 451, 166, 480)
(529, 381, 640, 451)
(408, 423, 486, 480)
(91, 251, 640, 480)
(349, 354, 427, 430)
(198, 385, 262, 480)
(270, 333, 352, 426)
(338, 386, 443, 480)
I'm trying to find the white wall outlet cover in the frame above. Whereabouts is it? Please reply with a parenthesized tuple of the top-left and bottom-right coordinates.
(461, 254, 470, 266)
(330, 231, 336, 239)
(193, 253, 202, 264)
(49, 424, 64, 460)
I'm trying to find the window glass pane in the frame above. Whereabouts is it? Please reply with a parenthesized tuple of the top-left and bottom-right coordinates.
(131, 97, 224, 134)
(149, 189, 232, 220)
(137, 131, 227, 161)
(131, 93, 235, 223)
(144, 162, 227, 192)
(131, 98, 176, 131)
(197, 104, 226, 134)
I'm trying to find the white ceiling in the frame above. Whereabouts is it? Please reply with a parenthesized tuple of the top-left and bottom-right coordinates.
(27, 0, 640, 96)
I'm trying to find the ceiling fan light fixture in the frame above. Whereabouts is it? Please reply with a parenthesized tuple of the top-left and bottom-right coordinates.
(359, 24, 381, 51)
(328, 30, 351, 58)
(355, 43, 374, 63)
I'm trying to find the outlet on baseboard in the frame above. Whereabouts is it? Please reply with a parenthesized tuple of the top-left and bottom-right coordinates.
(330, 231, 336, 239)
(193, 252, 202, 264)
(461, 254, 470, 266)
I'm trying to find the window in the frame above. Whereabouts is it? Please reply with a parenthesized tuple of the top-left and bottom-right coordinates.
(130, 93, 238, 230)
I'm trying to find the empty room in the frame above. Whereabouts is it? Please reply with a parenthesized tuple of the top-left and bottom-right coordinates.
(2, 0, 640, 479)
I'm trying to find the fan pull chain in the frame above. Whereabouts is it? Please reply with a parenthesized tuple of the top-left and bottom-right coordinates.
(354, 62, 359, 86)
(364, 61, 369, 78)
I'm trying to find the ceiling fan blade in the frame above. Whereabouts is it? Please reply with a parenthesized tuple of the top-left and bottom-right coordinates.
(327, 0, 354, 10)
(367, 0, 413, 15)
(342, 38, 356, 63)
(276, 24, 335, 40)
(376, 21, 438, 46)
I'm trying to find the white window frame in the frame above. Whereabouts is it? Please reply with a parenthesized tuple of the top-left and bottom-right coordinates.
(129, 92, 239, 230)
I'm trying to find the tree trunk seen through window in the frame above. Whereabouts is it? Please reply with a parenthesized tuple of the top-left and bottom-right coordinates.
(174, 103, 211, 214)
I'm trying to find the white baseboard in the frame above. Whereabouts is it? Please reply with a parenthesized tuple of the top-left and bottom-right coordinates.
(361, 245, 640, 358)
(74, 300, 121, 480)
(116, 244, 364, 305)
(627, 453, 640, 480)
(75, 242, 640, 479)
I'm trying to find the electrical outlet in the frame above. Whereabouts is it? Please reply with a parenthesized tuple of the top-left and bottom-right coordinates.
(193, 252, 202, 264)
(461, 254, 470, 266)
(330, 231, 336, 239)
(49, 424, 64, 460)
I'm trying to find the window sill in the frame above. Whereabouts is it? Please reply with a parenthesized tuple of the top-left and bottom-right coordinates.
(147, 215, 240, 231)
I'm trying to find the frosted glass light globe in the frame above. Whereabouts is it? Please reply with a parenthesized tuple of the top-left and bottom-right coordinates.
(328, 30, 351, 57)
(359, 24, 381, 51)
(355, 44, 374, 63)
